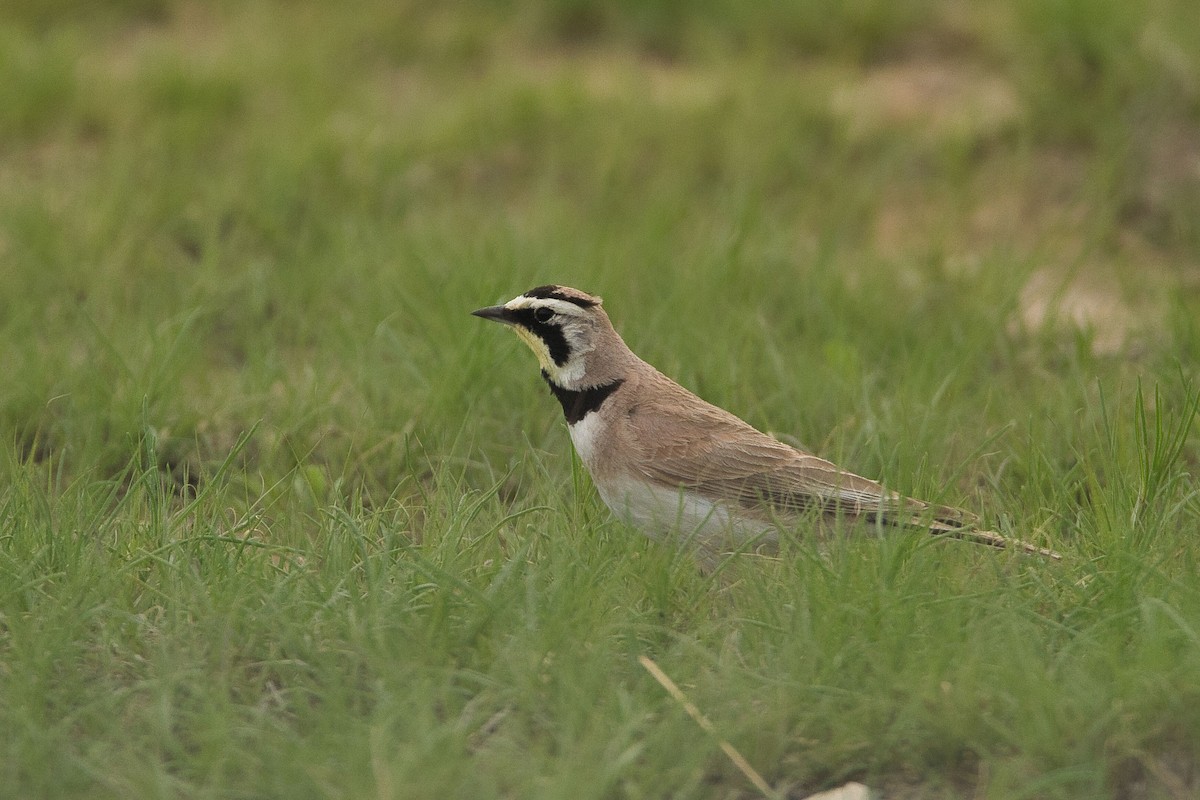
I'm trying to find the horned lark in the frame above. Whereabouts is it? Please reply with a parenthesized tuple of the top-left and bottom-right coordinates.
(473, 285, 1059, 562)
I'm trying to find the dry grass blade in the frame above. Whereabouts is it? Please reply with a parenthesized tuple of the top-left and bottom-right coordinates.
(638, 655, 781, 800)
(949, 528, 1062, 560)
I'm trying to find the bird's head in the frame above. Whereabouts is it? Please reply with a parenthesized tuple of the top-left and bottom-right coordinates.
(473, 285, 628, 389)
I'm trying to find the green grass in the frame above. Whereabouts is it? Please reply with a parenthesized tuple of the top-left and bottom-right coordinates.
(2, 1, 1200, 797)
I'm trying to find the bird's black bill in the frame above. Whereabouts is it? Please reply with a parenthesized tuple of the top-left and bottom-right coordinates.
(471, 305, 516, 325)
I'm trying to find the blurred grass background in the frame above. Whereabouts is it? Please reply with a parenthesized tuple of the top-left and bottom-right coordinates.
(1, 1, 1199, 798)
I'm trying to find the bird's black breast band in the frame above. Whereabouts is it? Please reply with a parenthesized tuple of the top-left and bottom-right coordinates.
(541, 373, 625, 425)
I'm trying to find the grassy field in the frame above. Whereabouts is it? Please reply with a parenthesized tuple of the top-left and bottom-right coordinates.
(2, 1, 1200, 797)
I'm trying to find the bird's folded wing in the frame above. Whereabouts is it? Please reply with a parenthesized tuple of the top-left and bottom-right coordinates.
(628, 393, 1060, 557)
(630, 400, 974, 530)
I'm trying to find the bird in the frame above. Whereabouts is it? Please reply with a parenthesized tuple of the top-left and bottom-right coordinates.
(473, 284, 1060, 565)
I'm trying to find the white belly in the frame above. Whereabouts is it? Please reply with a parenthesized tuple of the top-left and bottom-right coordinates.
(568, 416, 775, 551)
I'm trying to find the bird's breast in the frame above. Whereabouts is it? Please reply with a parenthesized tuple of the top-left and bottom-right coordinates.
(567, 412, 607, 470)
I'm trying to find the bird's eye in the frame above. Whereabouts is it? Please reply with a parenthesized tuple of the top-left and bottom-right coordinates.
(534, 307, 554, 323)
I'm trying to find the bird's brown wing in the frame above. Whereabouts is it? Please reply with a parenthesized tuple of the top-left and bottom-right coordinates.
(626, 384, 1059, 557)
(630, 397, 963, 526)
